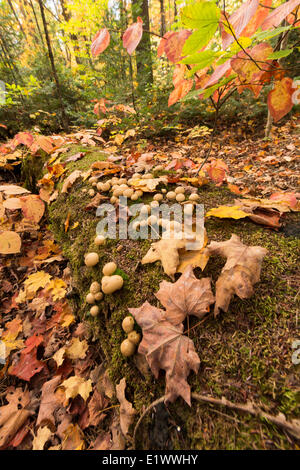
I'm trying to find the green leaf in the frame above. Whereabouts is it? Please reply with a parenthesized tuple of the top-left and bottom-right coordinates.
(267, 49, 293, 59)
(181, 50, 220, 67)
(182, 28, 217, 55)
(181, 1, 220, 29)
(181, 2, 220, 54)
(252, 26, 292, 42)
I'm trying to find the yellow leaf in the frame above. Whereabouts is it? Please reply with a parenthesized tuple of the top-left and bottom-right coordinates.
(45, 278, 67, 301)
(17, 271, 52, 302)
(206, 206, 249, 219)
(0, 231, 22, 254)
(66, 338, 88, 360)
(57, 376, 92, 405)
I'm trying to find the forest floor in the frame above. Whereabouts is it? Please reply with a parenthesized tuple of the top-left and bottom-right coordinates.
(0, 115, 299, 450)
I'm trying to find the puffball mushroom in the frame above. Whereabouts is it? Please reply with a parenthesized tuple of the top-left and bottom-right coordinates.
(94, 292, 103, 301)
(90, 281, 101, 294)
(94, 234, 105, 246)
(175, 187, 185, 194)
(136, 190, 143, 197)
(123, 188, 134, 198)
(102, 262, 117, 276)
(189, 193, 200, 201)
(88, 189, 95, 197)
(176, 193, 185, 202)
(166, 191, 176, 200)
(147, 215, 158, 226)
(90, 305, 99, 317)
(101, 275, 124, 294)
(153, 193, 163, 202)
(120, 339, 136, 357)
(84, 252, 99, 267)
(122, 316, 135, 333)
(86, 293, 95, 304)
(110, 196, 117, 204)
(131, 192, 139, 201)
(142, 173, 153, 179)
(127, 331, 141, 345)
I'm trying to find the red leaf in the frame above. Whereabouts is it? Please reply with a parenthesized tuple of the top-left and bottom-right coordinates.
(205, 159, 229, 185)
(14, 132, 34, 148)
(164, 30, 191, 64)
(231, 42, 273, 97)
(157, 31, 173, 57)
(0, 124, 7, 129)
(123, 17, 143, 55)
(221, 0, 259, 49)
(241, 0, 273, 37)
(203, 60, 232, 90)
(20, 194, 45, 223)
(91, 28, 110, 57)
(9, 348, 47, 381)
(262, 0, 300, 30)
(267, 77, 296, 122)
(168, 79, 193, 106)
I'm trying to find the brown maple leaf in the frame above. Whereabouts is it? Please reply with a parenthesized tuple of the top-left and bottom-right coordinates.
(116, 378, 137, 436)
(207, 234, 267, 316)
(142, 238, 186, 279)
(155, 265, 214, 325)
(129, 302, 200, 405)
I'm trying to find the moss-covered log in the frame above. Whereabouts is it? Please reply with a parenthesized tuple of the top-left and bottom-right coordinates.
(48, 145, 300, 449)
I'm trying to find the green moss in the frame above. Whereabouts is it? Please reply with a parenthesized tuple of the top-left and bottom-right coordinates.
(48, 149, 300, 449)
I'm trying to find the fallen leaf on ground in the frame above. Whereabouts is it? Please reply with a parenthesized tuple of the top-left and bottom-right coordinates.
(142, 238, 186, 279)
(0, 388, 31, 449)
(155, 265, 214, 325)
(207, 234, 267, 316)
(32, 426, 52, 450)
(57, 376, 92, 406)
(0, 231, 22, 254)
(61, 170, 82, 193)
(116, 378, 137, 436)
(129, 302, 200, 405)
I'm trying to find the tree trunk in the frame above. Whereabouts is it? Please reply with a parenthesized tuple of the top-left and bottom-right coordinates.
(159, 0, 166, 36)
(132, 0, 153, 89)
(37, 0, 69, 131)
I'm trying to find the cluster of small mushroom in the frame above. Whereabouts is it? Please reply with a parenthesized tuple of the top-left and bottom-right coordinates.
(89, 175, 144, 204)
(101, 262, 124, 294)
(84, 251, 124, 316)
(120, 316, 141, 357)
(86, 281, 103, 317)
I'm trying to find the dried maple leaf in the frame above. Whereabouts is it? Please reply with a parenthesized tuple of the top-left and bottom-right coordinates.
(19, 194, 45, 223)
(65, 337, 89, 361)
(0, 230, 22, 254)
(57, 376, 92, 406)
(16, 271, 52, 303)
(82, 390, 109, 429)
(206, 234, 267, 316)
(116, 378, 137, 436)
(155, 266, 214, 325)
(142, 238, 186, 279)
(0, 388, 31, 449)
(129, 302, 200, 405)
(32, 426, 52, 450)
(61, 170, 82, 193)
(9, 344, 47, 382)
(36, 376, 62, 431)
(61, 423, 85, 450)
